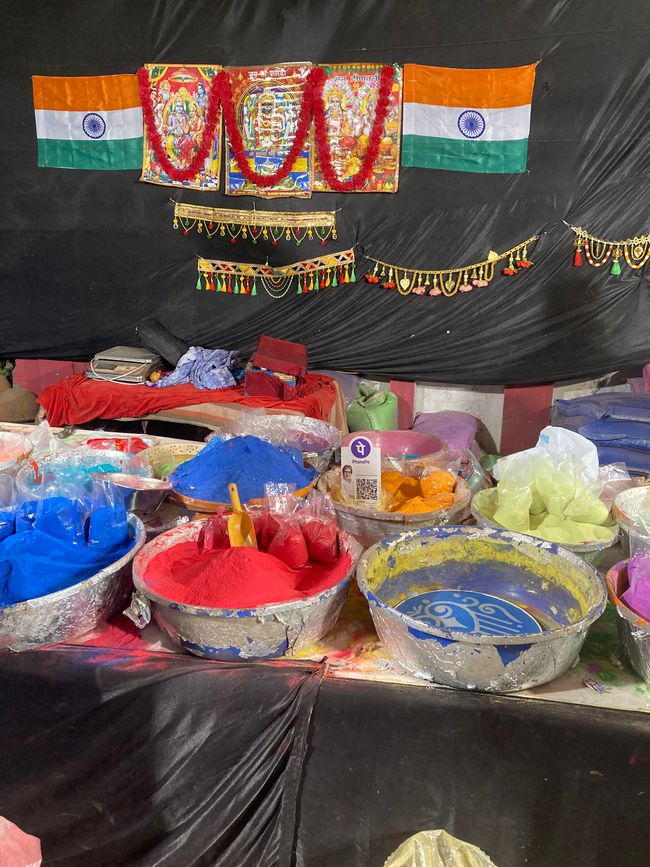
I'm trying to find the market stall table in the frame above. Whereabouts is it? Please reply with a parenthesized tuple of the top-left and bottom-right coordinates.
(0, 431, 648, 867)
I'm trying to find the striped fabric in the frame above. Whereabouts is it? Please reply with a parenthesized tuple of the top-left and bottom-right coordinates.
(402, 64, 536, 173)
(32, 74, 143, 170)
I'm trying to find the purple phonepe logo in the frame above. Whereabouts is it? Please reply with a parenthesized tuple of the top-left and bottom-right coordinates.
(350, 437, 372, 459)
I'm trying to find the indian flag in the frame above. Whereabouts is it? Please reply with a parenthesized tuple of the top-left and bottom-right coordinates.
(33, 74, 143, 170)
(402, 64, 536, 173)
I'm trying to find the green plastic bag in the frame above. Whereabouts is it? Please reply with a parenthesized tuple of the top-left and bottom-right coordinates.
(347, 383, 398, 432)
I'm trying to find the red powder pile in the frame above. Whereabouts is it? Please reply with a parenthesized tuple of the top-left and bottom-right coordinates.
(144, 541, 352, 609)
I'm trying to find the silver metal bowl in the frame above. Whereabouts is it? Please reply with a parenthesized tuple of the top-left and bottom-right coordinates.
(471, 487, 619, 567)
(319, 471, 472, 549)
(129, 520, 361, 660)
(96, 472, 172, 517)
(356, 525, 607, 693)
(606, 559, 650, 683)
(0, 514, 145, 651)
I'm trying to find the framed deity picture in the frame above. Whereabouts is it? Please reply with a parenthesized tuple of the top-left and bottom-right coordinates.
(224, 62, 313, 198)
(140, 63, 222, 191)
(313, 63, 402, 193)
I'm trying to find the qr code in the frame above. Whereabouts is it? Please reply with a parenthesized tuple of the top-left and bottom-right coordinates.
(355, 477, 378, 501)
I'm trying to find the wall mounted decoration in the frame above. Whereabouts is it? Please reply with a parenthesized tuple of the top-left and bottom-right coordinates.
(224, 63, 314, 198)
(569, 224, 650, 275)
(363, 235, 538, 297)
(197, 248, 355, 297)
(139, 64, 222, 190)
(173, 203, 337, 246)
(402, 63, 536, 174)
(313, 63, 402, 193)
(33, 74, 143, 170)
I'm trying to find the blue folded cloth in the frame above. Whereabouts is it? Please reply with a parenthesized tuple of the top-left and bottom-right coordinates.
(554, 393, 650, 422)
(596, 446, 650, 476)
(152, 346, 242, 390)
(579, 419, 650, 452)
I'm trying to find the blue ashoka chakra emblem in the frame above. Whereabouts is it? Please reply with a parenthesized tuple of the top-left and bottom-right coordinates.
(82, 112, 107, 139)
(457, 109, 486, 139)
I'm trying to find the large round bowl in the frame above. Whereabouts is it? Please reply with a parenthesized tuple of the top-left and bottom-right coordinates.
(606, 559, 650, 683)
(319, 471, 471, 549)
(612, 486, 650, 558)
(0, 514, 145, 651)
(130, 521, 362, 660)
(356, 525, 607, 693)
(471, 487, 619, 567)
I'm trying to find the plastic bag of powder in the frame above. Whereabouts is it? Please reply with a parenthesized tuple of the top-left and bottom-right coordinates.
(262, 483, 309, 568)
(301, 490, 340, 565)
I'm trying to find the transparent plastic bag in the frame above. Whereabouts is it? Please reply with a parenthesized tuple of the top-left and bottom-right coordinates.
(262, 482, 308, 568)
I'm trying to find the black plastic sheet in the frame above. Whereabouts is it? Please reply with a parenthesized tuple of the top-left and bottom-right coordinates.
(1, 0, 649, 383)
(0, 648, 323, 867)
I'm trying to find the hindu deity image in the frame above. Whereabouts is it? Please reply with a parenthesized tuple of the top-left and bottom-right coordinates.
(140, 64, 222, 191)
(313, 63, 402, 192)
(225, 63, 313, 198)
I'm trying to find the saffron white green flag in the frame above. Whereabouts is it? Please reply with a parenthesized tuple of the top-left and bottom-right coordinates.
(33, 74, 143, 170)
(402, 64, 536, 173)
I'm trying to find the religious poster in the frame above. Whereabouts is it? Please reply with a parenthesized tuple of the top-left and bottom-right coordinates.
(313, 63, 402, 193)
(224, 63, 313, 198)
(140, 63, 222, 190)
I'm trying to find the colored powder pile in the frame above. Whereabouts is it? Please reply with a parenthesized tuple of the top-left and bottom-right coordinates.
(144, 542, 351, 608)
(170, 435, 318, 503)
(333, 466, 457, 514)
(493, 460, 616, 545)
(0, 497, 134, 607)
(622, 555, 650, 620)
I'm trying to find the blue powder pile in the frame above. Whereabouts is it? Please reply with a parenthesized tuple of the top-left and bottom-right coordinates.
(0, 497, 135, 607)
(170, 434, 318, 503)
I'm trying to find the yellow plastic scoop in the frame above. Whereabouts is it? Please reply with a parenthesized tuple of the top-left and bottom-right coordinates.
(227, 482, 258, 548)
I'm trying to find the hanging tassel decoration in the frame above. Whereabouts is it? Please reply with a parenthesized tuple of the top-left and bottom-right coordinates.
(195, 274, 202, 291)
(251, 277, 257, 297)
(611, 249, 622, 276)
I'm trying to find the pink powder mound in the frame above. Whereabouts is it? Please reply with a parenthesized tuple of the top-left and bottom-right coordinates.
(144, 541, 352, 609)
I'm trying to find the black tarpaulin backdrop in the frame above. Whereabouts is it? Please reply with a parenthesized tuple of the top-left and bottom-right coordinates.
(1, 0, 649, 383)
(0, 648, 324, 867)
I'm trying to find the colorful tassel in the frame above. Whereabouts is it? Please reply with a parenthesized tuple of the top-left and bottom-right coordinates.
(610, 259, 622, 276)
(573, 250, 583, 266)
(251, 278, 257, 297)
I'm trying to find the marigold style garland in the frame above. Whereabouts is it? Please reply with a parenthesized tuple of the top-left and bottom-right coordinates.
(569, 224, 650, 275)
(138, 64, 394, 191)
(174, 203, 337, 246)
(137, 67, 222, 184)
(312, 65, 394, 192)
(363, 235, 538, 297)
(196, 248, 355, 297)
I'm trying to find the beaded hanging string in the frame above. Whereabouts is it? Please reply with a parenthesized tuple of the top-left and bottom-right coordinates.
(363, 235, 538, 297)
(174, 203, 337, 247)
(568, 224, 650, 275)
(196, 248, 356, 298)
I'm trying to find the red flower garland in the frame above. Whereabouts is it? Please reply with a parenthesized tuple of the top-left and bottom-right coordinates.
(218, 67, 320, 188)
(313, 64, 394, 192)
(137, 67, 223, 183)
(137, 64, 395, 191)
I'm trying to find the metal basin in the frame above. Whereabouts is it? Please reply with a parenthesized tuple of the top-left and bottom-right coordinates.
(606, 559, 650, 683)
(319, 471, 471, 549)
(612, 486, 650, 559)
(471, 487, 619, 567)
(0, 514, 145, 651)
(130, 521, 362, 660)
(356, 525, 607, 693)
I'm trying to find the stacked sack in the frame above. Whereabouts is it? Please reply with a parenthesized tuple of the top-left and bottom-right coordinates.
(553, 392, 650, 476)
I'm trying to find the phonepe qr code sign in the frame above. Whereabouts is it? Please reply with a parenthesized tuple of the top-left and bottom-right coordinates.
(340, 436, 381, 505)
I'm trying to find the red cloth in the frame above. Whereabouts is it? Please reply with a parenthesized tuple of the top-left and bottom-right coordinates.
(38, 373, 336, 426)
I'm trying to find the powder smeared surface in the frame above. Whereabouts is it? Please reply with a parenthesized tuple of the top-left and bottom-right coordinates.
(144, 542, 352, 608)
(170, 435, 318, 503)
